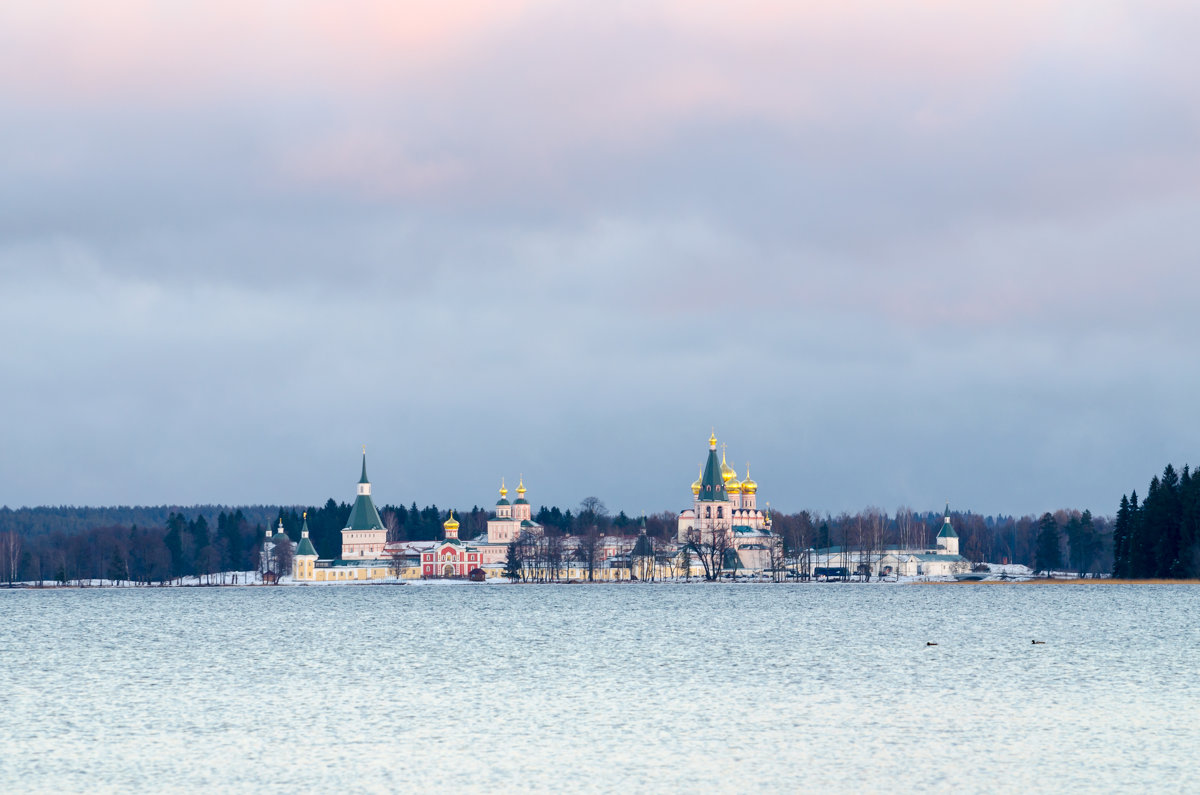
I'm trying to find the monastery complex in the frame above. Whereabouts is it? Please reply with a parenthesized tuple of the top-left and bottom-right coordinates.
(277, 432, 967, 583)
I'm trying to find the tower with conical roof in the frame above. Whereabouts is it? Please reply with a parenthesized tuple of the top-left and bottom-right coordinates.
(632, 515, 656, 581)
(678, 431, 733, 544)
(341, 448, 388, 559)
(294, 512, 319, 579)
(677, 431, 773, 566)
(936, 502, 959, 556)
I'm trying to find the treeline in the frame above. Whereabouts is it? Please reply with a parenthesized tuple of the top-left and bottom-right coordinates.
(0, 494, 1116, 584)
(0, 510, 276, 586)
(0, 505, 281, 538)
(767, 507, 1111, 574)
(1112, 463, 1200, 579)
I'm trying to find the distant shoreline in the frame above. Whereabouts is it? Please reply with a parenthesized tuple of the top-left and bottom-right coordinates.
(918, 578, 1200, 585)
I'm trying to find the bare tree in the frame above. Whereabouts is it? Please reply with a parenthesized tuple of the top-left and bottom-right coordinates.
(766, 534, 786, 582)
(545, 533, 565, 582)
(1, 531, 20, 586)
(863, 507, 888, 582)
(383, 509, 403, 544)
(678, 544, 693, 582)
(575, 524, 602, 582)
(389, 545, 407, 580)
(896, 507, 914, 554)
(272, 538, 294, 582)
(687, 527, 731, 582)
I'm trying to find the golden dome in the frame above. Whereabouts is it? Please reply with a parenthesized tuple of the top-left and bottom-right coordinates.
(720, 447, 737, 483)
(727, 478, 742, 494)
(516, 477, 527, 496)
(499, 479, 508, 499)
(691, 469, 702, 496)
(741, 463, 758, 494)
(708, 430, 717, 449)
(443, 510, 460, 531)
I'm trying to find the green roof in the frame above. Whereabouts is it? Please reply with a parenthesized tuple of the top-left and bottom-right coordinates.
(296, 516, 318, 557)
(346, 492, 385, 531)
(937, 505, 958, 538)
(513, 498, 528, 505)
(496, 498, 510, 507)
(698, 445, 727, 502)
(359, 453, 370, 484)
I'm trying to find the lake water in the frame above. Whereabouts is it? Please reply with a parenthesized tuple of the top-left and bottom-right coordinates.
(2, 582, 1198, 793)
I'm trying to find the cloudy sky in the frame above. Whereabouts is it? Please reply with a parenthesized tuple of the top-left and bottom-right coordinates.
(2, 1, 1198, 516)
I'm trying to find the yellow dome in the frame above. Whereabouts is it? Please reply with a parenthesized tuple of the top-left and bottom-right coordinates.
(691, 469, 702, 496)
(516, 477, 526, 496)
(499, 479, 508, 499)
(709, 430, 717, 449)
(741, 463, 758, 494)
(720, 448, 737, 483)
(727, 478, 742, 494)
(443, 510, 460, 531)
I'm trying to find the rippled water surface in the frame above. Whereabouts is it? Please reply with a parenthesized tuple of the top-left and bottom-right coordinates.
(2, 583, 1198, 792)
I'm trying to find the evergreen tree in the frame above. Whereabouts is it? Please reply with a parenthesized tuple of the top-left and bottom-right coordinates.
(164, 512, 187, 579)
(1180, 466, 1200, 578)
(1131, 491, 1144, 575)
(191, 515, 211, 551)
(1152, 464, 1182, 577)
(1035, 512, 1061, 574)
(503, 542, 521, 583)
(1065, 514, 1083, 577)
(1112, 495, 1131, 578)
(1131, 479, 1157, 577)
(1079, 510, 1099, 577)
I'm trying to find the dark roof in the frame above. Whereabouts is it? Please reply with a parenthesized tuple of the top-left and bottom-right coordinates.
(937, 513, 958, 539)
(345, 494, 385, 531)
(296, 535, 318, 557)
(632, 532, 654, 557)
(698, 445, 727, 502)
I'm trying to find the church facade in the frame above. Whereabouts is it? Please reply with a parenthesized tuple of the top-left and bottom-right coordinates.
(677, 432, 776, 570)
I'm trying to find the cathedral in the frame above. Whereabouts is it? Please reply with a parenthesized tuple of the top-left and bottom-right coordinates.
(678, 432, 772, 544)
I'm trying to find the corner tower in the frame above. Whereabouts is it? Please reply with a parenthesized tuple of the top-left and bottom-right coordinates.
(341, 448, 388, 559)
(936, 502, 959, 556)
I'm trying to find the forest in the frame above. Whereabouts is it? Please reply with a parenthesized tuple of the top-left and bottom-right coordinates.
(1111, 464, 1200, 579)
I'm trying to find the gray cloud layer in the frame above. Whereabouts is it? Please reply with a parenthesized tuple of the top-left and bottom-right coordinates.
(2, 2, 1198, 515)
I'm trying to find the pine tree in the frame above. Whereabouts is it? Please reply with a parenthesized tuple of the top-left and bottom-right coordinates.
(1035, 512, 1061, 574)
(1181, 467, 1200, 578)
(1065, 514, 1084, 577)
(1078, 510, 1098, 577)
(1152, 464, 1182, 577)
(503, 542, 521, 582)
(1132, 478, 1158, 577)
(164, 512, 187, 580)
(1112, 495, 1130, 578)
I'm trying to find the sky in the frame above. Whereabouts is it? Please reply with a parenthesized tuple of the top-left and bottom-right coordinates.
(2, 1, 1199, 517)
